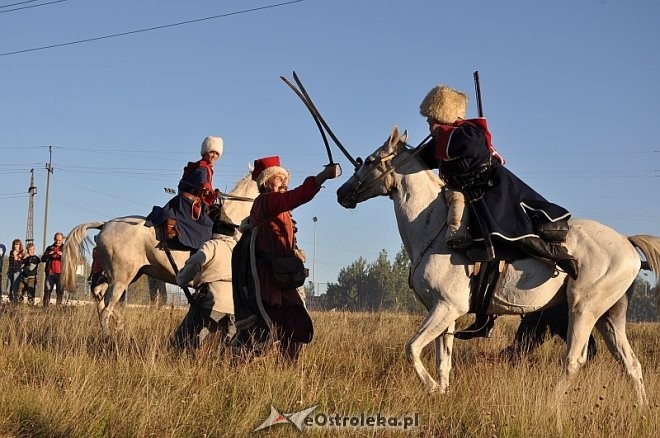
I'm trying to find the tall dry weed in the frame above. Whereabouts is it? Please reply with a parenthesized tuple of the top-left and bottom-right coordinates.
(0, 304, 657, 437)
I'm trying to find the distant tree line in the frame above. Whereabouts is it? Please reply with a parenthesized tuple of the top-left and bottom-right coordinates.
(307, 247, 658, 322)
(307, 246, 425, 313)
(628, 276, 658, 322)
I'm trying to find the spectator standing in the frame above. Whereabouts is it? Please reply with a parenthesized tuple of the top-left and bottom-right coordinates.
(7, 239, 24, 303)
(148, 276, 167, 307)
(42, 232, 64, 307)
(0, 242, 6, 296)
(15, 243, 40, 304)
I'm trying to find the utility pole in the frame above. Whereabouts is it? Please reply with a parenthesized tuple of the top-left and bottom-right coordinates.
(26, 169, 37, 245)
(42, 146, 53, 253)
(312, 216, 318, 297)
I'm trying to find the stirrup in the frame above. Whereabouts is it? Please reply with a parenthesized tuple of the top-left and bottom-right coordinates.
(446, 229, 472, 249)
(446, 236, 473, 249)
(454, 315, 496, 340)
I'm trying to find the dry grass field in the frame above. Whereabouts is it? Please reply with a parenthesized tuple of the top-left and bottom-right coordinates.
(0, 304, 657, 437)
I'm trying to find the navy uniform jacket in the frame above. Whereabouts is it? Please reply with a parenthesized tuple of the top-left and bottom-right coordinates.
(420, 120, 570, 242)
(146, 159, 216, 249)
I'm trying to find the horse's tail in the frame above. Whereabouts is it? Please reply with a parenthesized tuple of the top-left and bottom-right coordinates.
(628, 234, 660, 311)
(62, 221, 105, 293)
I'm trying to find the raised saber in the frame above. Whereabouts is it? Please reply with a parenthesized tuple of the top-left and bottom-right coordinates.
(281, 72, 359, 169)
(280, 76, 334, 166)
(292, 71, 357, 169)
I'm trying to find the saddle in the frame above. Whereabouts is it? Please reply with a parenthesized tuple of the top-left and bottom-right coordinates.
(154, 226, 191, 252)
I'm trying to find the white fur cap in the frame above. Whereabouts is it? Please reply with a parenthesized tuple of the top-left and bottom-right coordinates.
(200, 136, 224, 157)
(256, 165, 290, 188)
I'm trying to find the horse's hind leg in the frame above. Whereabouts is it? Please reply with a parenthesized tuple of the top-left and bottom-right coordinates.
(552, 307, 597, 406)
(405, 300, 460, 393)
(595, 294, 647, 407)
(101, 282, 128, 335)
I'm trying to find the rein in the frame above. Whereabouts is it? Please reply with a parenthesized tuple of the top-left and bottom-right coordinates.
(160, 241, 195, 306)
(408, 218, 447, 289)
(218, 192, 255, 202)
(353, 135, 431, 199)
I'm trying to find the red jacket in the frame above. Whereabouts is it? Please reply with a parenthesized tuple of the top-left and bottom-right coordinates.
(250, 176, 320, 306)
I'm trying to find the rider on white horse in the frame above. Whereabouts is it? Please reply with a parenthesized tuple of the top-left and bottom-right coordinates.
(418, 84, 578, 338)
(146, 136, 223, 250)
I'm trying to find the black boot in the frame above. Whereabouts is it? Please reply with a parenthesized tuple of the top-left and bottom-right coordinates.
(516, 237, 578, 279)
(454, 314, 496, 340)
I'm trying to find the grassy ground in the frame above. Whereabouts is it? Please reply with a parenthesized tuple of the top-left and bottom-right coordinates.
(0, 304, 657, 437)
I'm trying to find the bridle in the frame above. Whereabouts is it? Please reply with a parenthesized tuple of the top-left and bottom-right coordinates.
(350, 137, 430, 200)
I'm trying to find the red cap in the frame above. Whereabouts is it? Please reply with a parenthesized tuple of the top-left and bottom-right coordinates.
(252, 156, 282, 182)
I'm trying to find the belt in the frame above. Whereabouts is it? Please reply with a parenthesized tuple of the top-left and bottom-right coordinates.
(179, 191, 200, 202)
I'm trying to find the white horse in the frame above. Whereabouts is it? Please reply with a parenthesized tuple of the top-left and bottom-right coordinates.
(62, 172, 258, 333)
(336, 126, 659, 406)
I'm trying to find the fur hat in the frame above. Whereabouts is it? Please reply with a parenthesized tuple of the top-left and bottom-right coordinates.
(251, 156, 291, 188)
(419, 85, 468, 124)
(200, 136, 224, 157)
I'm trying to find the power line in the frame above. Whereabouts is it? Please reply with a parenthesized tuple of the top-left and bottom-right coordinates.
(0, 0, 39, 7)
(0, 0, 66, 14)
(0, 0, 41, 7)
(0, 0, 305, 56)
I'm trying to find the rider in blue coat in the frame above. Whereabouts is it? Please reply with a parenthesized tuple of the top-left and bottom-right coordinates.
(146, 136, 223, 250)
(419, 84, 578, 338)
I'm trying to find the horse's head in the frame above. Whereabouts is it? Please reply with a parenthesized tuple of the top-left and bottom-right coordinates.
(218, 171, 258, 230)
(337, 126, 408, 209)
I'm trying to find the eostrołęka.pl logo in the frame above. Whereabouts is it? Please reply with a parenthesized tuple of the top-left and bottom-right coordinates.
(254, 404, 419, 432)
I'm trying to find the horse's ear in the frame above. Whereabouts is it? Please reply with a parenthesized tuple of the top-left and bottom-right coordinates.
(400, 130, 408, 144)
(248, 163, 254, 172)
(388, 125, 400, 152)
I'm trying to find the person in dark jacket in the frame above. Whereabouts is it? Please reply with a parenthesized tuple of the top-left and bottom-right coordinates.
(0, 242, 6, 296)
(16, 242, 40, 304)
(146, 136, 223, 250)
(7, 239, 24, 303)
(419, 84, 578, 339)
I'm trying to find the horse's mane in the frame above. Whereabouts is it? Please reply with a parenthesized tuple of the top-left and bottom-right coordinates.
(396, 141, 445, 190)
(227, 172, 258, 197)
(221, 172, 259, 227)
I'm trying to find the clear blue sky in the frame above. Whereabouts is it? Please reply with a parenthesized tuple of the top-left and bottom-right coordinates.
(1, 0, 658, 292)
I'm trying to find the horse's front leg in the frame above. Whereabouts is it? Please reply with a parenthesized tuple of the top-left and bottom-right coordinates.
(405, 300, 460, 393)
(434, 320, 455, 394)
